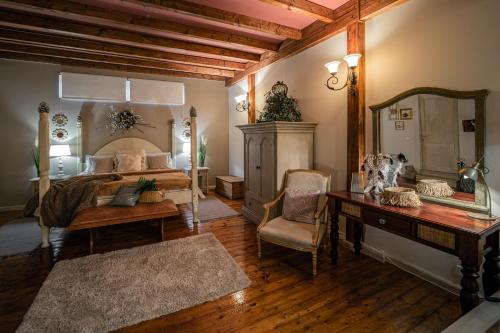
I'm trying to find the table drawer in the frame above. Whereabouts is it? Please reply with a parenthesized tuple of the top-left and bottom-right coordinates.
(364, 209, 412, 237)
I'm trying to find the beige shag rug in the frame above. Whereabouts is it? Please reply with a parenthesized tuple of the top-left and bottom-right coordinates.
(17, 233, 250, 333)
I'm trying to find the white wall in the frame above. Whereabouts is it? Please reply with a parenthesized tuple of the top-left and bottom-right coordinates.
(228, 78, 248, 178)
(0, 59, 229, 208)
(364, 0, 500, 291)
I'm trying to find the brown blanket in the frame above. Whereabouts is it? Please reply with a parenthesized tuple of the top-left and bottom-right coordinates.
(24, 174, 123, 228)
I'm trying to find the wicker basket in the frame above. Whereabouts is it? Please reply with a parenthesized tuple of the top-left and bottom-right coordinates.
(138, 190, 165, 203)
(380, 187, 422, 208)
(416, 179, 454, 198)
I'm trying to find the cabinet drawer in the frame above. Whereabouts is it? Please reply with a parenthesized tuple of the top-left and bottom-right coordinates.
(245, 195, 264, 216)
(364, 210, 412, 237)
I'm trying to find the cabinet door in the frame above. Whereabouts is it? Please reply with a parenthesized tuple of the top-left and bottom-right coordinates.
(245, 133, 261, 197)
(244, 133, 275, 200)
(259, 133, 275, 202)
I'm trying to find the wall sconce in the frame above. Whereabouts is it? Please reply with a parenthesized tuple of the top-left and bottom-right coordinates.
(324, 53, 362, 96)
(234, 93, 249, 112)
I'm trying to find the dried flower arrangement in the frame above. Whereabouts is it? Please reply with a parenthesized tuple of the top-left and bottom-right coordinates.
(105, 104, 155, 135)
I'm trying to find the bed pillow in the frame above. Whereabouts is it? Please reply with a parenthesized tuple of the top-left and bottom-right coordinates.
(115, 153, 143, 173)
(116, 149, 148, 170)
(86, 155, 115, 174)
(109, 185, 140, 207)
(147, 152, 173, 169)
(282, 188, 320, 224)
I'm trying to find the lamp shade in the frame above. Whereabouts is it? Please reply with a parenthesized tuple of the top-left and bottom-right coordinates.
(182, 142, 191, 154)
(49, 144, 71, 157)
(234, 94, 247, 103)
(343, 53, 362, 68)
(324, 61, 342, 74)
(459, 162, 481, 181)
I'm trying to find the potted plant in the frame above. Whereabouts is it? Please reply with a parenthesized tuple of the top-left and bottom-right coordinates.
(135, 177, 164, 203)
(257, 81, 302, 123)
(198, 136, 207, 167)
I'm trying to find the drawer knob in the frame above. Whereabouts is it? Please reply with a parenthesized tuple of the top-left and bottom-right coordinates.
(256, 166, 261, 169)
(378, 218, 387, 225)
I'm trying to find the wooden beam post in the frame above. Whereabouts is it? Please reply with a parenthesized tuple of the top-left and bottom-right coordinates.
(346, 20, 365, 189)
(248, 74, 256, 124)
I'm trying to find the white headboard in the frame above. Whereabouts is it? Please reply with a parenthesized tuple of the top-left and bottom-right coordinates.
(95, 138, 162, 156)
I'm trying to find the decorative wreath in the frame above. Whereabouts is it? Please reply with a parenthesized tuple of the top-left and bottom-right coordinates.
(105, 105, 154, 135)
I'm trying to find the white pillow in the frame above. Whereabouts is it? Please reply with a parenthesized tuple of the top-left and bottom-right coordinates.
(116, 149, 147, 170)
(115, 153, 142, 172)
(86, 155, 115, 174)
(147, 152, 173, 169)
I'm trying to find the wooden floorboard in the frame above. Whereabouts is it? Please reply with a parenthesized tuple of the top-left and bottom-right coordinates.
(0, 192, 461, 332)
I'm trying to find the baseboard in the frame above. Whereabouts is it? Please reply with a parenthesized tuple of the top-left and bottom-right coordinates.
(338, 231, 460, 296)
(0, 205, 24, 212)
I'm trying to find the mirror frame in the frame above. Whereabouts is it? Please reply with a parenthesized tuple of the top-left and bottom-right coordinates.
(370, 87, 489, 212)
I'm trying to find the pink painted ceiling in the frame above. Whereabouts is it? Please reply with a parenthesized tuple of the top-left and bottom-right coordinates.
(77, 0, 351, 45)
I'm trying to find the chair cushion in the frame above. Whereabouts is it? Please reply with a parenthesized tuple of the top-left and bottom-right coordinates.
(259, 217, 326, 249)
(282, 188, 320, 224)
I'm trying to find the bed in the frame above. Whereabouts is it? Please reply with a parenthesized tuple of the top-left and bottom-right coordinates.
(36, 103, 201, 248)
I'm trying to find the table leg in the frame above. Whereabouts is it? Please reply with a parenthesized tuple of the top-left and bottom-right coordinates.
(89, 229, 94, 255)
(459, 235, 481, 313)
(205, 171, 209, 194)
(483, 232, 500, 297)
(353, 221, 362, 256)
(330, 199, 340, 265)
(160, 218, 165, 242)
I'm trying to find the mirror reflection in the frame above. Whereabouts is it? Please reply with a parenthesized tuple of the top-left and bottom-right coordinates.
(379, 94, 476, 202)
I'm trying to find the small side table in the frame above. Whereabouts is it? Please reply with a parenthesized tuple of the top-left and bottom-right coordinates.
(183, 166, 210, 194)
(29, 175, 71, 193)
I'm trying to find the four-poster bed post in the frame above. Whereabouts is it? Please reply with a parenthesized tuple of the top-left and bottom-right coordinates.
(190, 106, 199, 224)
(38, 102, 51, 248)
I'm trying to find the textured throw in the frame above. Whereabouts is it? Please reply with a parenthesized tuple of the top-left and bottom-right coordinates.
(17, 233, 250, 333)
(23, 174, 122, 228)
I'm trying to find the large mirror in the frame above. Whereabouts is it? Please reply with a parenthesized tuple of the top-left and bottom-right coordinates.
(370, 87, 489, 212)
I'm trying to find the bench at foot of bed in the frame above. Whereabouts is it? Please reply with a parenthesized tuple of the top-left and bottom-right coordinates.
(69, 200, 180, 254)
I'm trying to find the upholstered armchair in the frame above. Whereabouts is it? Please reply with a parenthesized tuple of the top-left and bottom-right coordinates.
(257, 169, 331, 275)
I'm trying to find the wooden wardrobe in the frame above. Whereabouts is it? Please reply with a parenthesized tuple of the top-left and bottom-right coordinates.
(237, 122, 317, 224)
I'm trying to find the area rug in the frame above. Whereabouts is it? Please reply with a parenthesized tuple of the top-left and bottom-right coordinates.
(188, 197, 240, 221)
(0, 218, 40, 256)
(17, 233, 251, 333)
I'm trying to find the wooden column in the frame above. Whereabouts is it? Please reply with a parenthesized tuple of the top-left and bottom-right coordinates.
(38, 102, 50, 248)
(346, 20, 365, 188)
(248, 73, 256, 124)
(345, 21, 365, 243)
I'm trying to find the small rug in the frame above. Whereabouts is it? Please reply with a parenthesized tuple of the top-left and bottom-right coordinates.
(17, 233, 251, 333)
(0, 218, 40, 256)
(189, 197, 240, 221)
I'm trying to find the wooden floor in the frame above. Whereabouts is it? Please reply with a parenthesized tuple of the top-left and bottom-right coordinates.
(0, 193, 461, 332)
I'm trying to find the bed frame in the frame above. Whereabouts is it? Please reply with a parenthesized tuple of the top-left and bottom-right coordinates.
(37, 103, 200, 248)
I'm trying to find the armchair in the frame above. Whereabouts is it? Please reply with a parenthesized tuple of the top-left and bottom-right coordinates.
(257, 169, 331, 275)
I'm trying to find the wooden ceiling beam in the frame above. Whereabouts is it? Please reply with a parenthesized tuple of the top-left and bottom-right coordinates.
(0, 29, 247, 71)
(258, 0, 334, 23)
(226, 0, 403, 86)
(0, 51, 227, 81)
(0, 41, 235, 77)
(0, 0, 279, 52)
(0, 11, 261, 62)
(122, 0, 302, 40)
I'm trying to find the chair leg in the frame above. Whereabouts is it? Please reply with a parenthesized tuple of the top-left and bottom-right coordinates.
(257, 236, 262, 259)
(312, 251, 318, 276)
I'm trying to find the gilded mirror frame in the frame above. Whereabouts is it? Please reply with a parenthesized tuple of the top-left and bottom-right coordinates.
(370, 87, 489, 212)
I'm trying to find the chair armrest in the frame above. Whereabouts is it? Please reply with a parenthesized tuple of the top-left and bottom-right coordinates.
(258, 191, 285, 231)
(312, 197, 329, 246)
(314, 197, 329, 220)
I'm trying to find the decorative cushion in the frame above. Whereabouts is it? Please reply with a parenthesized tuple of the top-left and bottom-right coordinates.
(115, 153, 143, 173)
(147, 152, 173, 169)
(116, 149, 148, 170)
(110, 185, 140, 207)
(86, 155, 115, 174)
(282, 188, 320, 224)
(259, 216, 326, 249)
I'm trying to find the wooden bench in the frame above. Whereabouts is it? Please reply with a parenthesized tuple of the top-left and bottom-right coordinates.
(69, 200, 180, 254)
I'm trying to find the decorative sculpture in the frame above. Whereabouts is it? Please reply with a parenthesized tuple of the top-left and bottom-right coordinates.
(361, 153, 392, 194)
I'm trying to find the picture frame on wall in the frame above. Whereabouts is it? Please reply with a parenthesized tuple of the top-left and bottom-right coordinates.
(395, 121, 405, 131)
(400, 108, 413, 120)
(388, 106, 399, 121)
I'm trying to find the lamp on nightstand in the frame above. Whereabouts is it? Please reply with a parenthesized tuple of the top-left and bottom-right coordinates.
(49, 144, 71, 178)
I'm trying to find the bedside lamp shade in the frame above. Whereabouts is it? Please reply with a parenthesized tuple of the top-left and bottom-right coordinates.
(50, 144, 71, 157)
(182, 142, 191, 154)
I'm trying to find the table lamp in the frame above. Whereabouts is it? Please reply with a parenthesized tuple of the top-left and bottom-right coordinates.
(459, 158, 495, 221)
(182, 141, 191, 168)
(49, 144, 71, 178)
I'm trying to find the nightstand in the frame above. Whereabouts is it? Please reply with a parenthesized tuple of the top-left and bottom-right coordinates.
(183, 166, 210, 194)
(29, 175, 71, 193)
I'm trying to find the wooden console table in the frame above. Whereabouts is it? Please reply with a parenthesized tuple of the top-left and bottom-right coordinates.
(328, 191, 500, 314)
